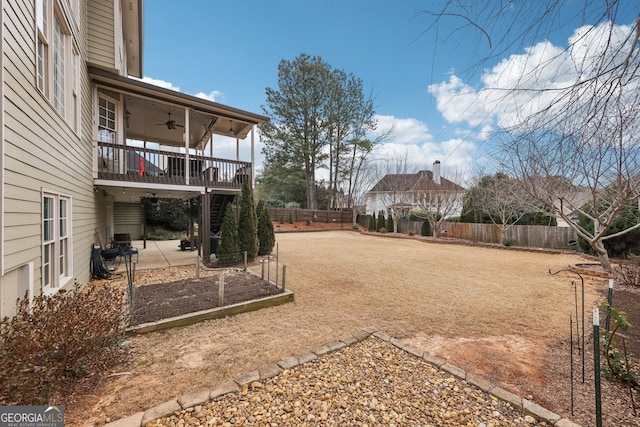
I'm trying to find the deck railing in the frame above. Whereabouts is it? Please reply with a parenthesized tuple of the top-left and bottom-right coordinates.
(97, 141, 251, 188)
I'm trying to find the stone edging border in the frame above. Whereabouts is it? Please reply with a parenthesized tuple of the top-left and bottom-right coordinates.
(104, 327, 581, 427)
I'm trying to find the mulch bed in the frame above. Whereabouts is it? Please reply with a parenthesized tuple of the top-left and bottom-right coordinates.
(130, 270, 283, 325)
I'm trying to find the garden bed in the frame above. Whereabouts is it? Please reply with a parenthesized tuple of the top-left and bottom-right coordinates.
(130, 269, 286, 326)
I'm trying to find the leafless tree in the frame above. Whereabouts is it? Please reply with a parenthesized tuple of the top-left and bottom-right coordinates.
(412, 168, 466, 237)
(367, 150, 418, 233)
(468, 173, 531, 240)
(422, 1, 640, 270)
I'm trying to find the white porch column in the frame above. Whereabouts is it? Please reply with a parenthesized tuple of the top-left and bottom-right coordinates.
(251, 126, 255, 187)
(184, 108, 190, 184)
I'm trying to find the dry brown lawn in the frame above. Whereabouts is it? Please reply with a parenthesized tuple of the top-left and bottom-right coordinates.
(71, 230, 608, 426)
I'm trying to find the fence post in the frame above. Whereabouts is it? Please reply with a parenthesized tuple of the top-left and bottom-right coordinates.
(261, 259, 265, 279)
(196, 256, 200, 279)
(218, 273, 225, 307)
(244, 251, 247, 271)
(282, 264, 286, 291)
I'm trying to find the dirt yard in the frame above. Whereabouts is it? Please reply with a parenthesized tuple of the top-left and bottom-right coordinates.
(69, 229, 639, 426)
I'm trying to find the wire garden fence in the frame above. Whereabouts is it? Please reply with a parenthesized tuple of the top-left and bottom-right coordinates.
(125, 245, 287, 324)
(551, 268, 638, 426)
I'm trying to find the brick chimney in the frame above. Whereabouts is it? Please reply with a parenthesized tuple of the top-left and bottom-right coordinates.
(433, 160, 441, 185)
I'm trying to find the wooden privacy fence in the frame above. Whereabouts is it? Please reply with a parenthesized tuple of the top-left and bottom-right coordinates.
(393, 220, 578, 250)
(267, 208, 353, 224)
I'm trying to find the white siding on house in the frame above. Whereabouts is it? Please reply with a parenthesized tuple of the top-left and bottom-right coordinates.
(365, 193, 384, 216)
(87, 0, 116, 71)
(0, 0, 97, 317)
(114, 201, 143, 239)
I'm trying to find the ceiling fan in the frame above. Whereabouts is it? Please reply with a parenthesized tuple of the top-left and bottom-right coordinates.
(158, 112, 184, 130)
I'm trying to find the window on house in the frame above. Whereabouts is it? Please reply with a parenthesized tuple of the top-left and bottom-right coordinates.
(58, 197, 68, 278)
(36, 0, 78, 127)
(52, 16, 65, 116)
(42, 191, 72, 293)
(71, 47, 79, 131)
(98, 96, 118, 170)
(42, 195, 54, 288)
(36, 0, 49, 94)
(98, 96, 117, 143)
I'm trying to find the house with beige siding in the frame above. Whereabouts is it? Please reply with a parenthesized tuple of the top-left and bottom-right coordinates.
(0, 0, 266, 317)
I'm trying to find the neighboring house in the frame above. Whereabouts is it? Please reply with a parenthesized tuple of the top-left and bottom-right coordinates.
(0, 0, 267, 317)
(554, 190, 592, 227)
(365, 161, 465, 218)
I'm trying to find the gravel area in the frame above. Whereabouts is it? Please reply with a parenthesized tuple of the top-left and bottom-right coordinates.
(145, 333, 563, 427)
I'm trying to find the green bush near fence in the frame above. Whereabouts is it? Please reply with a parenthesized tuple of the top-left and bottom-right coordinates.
(368, 213, 376, 231)
(421, 221, 431, 237)
(502, 236, 517, 247)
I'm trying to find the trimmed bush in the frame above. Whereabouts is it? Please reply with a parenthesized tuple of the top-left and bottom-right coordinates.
(257, 200, 276, 256)
(368, 213, 376, 231)
(387, 215, 394, 233)
(502, 236, 517, 247)
(0, 283, 129, 405)
(421, 221, 431, 237)
(377, 210, 385, 231)
(217, 203, 240, 263)
(238, 180, 259, 259)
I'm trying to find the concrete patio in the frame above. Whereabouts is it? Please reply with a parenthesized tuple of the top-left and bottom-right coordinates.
(112, 239, 201, 272)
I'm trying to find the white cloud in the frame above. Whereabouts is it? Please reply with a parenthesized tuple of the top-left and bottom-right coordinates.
(139, 76, 181, 92)
(367, 113, 476, 184)
(140, 77, 225, 104)
(371, 114, 433, 145)
(194, 90, 224, 103)
(429, 22, 638, 131)
(428, 75, 486, 126)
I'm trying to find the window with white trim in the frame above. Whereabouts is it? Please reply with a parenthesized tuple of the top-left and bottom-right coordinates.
(98, 95, 119, 172)
(36, 0, 79, 127)
(36, 0, 49, 95)
(42, 191, 72, 293)
(98, 96, 117, 143)
(71, 46, 79, 131)
(52, 17, 65, 116)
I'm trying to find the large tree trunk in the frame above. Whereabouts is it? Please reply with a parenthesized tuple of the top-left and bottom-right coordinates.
(592, 239, 613, 272)
(306, 175, 317, 210)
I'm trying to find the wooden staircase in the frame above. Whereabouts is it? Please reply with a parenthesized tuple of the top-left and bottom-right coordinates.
(210, 194, 236, 233)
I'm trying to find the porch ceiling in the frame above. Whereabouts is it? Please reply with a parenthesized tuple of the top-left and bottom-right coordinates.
(89, 67, 269, 149)
(95, 181, 239, 203)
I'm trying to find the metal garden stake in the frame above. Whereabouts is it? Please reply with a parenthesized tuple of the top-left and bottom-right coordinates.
(593, 308, 603, 427)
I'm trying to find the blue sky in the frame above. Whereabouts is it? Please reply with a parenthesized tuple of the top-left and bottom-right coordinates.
(142, 1, 637, 183)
